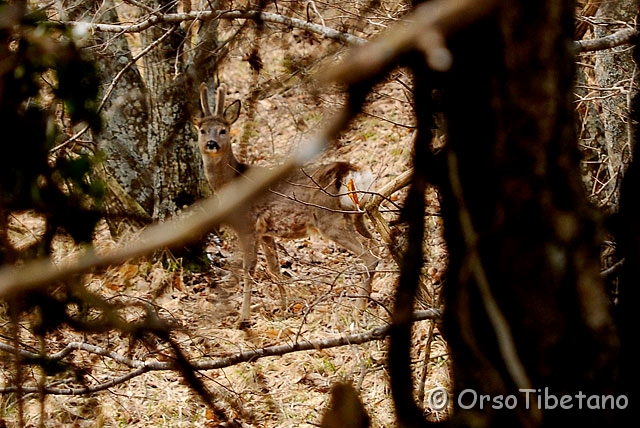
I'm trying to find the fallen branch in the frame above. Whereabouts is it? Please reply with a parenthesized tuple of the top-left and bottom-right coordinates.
(0, 309, 441, 395)
(575, 0, 601, 40)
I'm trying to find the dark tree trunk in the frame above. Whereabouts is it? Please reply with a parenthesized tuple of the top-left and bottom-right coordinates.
(434, 1, 618, 426)
(612, 5, 640, 424)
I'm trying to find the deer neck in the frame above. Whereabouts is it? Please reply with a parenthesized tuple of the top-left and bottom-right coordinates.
(203, 151, 248, 192)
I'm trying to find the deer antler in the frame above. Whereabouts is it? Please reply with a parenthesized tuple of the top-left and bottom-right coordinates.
(199, 83, 212, 117)
(214, 83, 227, 117)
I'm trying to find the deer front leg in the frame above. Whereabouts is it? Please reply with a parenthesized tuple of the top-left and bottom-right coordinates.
(238, 232, 259, 327)
(239, 269, 254, 327)
(238, 271, 256, 327)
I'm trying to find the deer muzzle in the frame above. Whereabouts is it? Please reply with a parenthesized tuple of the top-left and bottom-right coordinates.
(206, 140, 220, 151)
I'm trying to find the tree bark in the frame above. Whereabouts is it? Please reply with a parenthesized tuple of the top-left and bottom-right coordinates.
(72, 0, 223, 222)
(141, 0, 206, 221)
(593, 0, 638, 210)
(75, 0, 154, 216)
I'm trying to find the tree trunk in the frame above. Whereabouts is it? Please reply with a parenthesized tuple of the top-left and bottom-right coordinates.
(141, 0, 206, 221)
(437, 2, 618, 426)
(72, 0, 154, 216)
(612, 6, 640, 423)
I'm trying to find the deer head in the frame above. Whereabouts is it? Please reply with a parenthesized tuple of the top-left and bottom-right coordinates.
(194, 83, 241, 160)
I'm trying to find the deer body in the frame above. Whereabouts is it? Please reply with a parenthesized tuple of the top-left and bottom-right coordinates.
(194, 83, 378, 325)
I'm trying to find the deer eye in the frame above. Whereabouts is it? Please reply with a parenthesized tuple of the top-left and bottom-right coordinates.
(219, 129, 226, 135)
(200, 129, 206, 135)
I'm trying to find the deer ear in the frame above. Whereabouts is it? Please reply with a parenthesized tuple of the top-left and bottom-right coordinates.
(224, 99, 241, 124)
(191, 113, 203, 129)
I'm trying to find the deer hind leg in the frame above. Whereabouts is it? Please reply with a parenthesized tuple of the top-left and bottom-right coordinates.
(261, 236, 283, 278)
(315, 214, 379, 310)
(261, 236, 287, 312)
(355, 249, 379, 310)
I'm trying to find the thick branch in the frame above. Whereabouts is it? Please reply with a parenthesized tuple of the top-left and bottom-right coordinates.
(365, 168, 413, 252)
(575, 27, 638, 52)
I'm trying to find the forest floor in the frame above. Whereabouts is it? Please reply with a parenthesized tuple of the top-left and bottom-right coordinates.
(1, 19, 451, 428)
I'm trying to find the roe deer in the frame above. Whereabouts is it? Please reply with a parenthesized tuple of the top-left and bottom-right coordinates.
(193, 83, 378, 326)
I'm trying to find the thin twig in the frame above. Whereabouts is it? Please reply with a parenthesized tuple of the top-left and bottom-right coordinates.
(306, 1, 326, 27)
(601, 258, 624, 278)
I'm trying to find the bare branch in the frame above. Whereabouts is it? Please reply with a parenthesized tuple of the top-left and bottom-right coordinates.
(365, 168, 412, 252)
(0, 309, 441, 395)
(0, 366, 150, 395)
(64, 9, 366, 44)
(575, 27, 638, 52)
(601, 258, 624, 278)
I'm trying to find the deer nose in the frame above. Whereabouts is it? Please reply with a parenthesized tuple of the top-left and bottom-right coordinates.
(206, 140, 220, 151)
